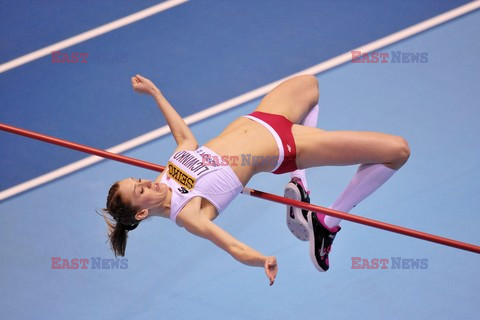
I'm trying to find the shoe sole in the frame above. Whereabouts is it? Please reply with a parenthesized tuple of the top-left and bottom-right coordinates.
(284, 183, 309, 241)
(307, 212, 327, 272)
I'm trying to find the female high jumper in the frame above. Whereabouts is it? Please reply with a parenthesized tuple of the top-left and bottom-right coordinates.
(103, 74, 409, 285)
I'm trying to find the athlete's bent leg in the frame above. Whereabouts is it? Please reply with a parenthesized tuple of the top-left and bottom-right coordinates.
(293, 127, 410, 271)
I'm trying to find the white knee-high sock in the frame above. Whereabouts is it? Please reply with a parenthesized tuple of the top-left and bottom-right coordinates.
(290, 105, 319, 192)
(300, 104, 319, 128)
(322, 164, 397, 228)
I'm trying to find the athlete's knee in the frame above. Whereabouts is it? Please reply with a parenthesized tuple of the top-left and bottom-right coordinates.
(302, 75, 318, 91)
(302, 74, 318, 86)
(392, 136, 410, 168)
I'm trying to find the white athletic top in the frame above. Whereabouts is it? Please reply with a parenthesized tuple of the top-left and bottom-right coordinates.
(160, 146, 243, 224)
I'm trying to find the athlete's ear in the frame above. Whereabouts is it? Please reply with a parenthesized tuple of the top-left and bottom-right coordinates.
(135, 209, 149, 221)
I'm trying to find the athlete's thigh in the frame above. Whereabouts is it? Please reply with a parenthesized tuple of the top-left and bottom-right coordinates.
(292, 125, 407, 168)
(254, 75, 319, 124)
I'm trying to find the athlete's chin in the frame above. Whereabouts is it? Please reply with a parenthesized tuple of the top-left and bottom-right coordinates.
(157, 183, 168, 195)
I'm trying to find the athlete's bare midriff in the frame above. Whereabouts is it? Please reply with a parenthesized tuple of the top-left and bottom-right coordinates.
(204, 117, 279, 185)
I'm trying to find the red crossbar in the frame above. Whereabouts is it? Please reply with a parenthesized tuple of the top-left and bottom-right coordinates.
(1, 122, 479, 254)
(0, 123, 165, 172)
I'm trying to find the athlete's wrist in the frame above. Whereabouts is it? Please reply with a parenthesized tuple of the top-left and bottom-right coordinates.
(151, 89, 162, 99)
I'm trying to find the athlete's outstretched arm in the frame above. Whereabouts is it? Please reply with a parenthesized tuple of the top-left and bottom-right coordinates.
(177, 203, 278, 286)
(131, 74, 198, 150)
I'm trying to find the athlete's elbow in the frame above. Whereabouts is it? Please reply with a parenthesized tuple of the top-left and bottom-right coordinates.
(396, 136, 410, 165)
(389, 136, 410, 169)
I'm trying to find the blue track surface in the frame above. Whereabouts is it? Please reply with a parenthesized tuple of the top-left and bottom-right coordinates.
(1, 2, 479, 319)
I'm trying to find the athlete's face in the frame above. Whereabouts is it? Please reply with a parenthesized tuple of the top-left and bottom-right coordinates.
(117, 178, 168, 215)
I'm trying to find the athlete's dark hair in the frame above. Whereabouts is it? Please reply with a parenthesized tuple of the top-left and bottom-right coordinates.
(102, 183, 140, 257)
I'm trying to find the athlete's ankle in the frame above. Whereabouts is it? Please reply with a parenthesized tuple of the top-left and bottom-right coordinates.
(315, 212, 340, 232)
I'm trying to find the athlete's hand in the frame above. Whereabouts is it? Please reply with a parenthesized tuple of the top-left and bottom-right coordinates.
(264, 256, 278, 286)
(131, 74, 160, 96)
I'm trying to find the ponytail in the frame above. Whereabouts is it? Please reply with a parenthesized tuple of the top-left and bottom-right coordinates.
(110, 222, 128, 257)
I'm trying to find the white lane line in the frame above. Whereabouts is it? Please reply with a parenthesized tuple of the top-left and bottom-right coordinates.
(0, 0, 189, 74)
(1, 1, 479, 201)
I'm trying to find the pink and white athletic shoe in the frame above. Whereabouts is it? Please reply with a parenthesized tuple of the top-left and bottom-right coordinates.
(284, 178, 311, 241)
(307, 211, 341, 272)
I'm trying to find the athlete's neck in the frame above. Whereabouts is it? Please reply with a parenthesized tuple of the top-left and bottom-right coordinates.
(148, 188, 171, 219)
